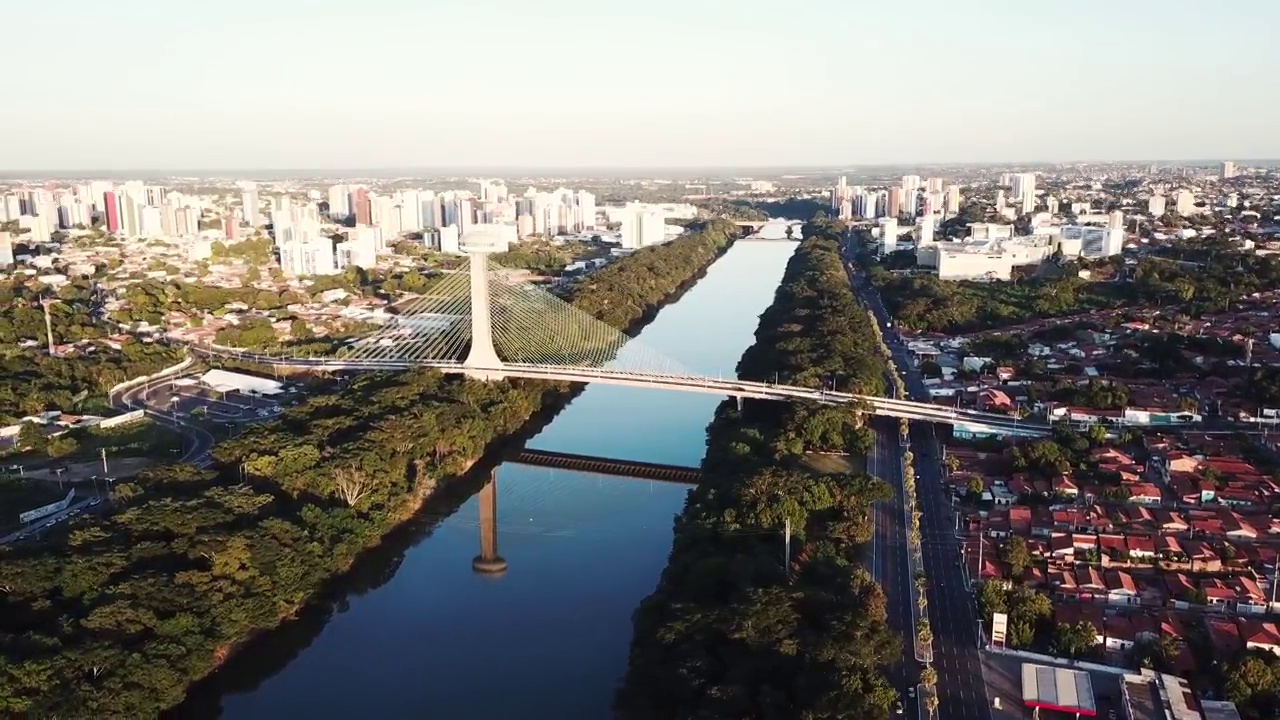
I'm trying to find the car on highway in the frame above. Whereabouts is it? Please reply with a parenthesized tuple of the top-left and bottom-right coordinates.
(89, 498, 103, 506)
(895, 700, 904, 715)
(907, 687, 915, 699)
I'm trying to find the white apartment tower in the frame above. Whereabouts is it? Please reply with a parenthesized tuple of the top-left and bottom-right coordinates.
(328, 185, 351, 219)
(239, 182, 260, 226)
(1148, 194, 1166, 216)
(1221, 161, 1237, 179)
(1175, 190, 1195, 215)
(0, 232, 14, 266)
(879, 217, 899, 254)
(944, 185, 961, 215)
(620, 203, 666, 249)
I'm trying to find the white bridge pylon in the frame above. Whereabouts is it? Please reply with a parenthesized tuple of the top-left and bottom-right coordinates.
(339, 253, 696, 380)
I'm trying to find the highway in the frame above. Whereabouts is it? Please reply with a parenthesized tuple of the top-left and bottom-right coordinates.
(843, 244, 993, 720)
(113, 374, 216, 467)
(869, 414, 918, 716)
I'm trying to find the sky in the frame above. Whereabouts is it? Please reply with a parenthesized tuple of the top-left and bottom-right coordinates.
(6, 0, 1279, 170)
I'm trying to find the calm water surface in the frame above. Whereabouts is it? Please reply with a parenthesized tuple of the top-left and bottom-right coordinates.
(211, 240, 798, 719)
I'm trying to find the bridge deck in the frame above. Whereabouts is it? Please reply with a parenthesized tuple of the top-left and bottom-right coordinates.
(514, 448, 701, 484)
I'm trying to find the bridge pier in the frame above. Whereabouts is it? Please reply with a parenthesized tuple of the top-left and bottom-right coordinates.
(472, 470, 508, 575)
(735, 395, 744, 411)
(462, 241, 505, 380)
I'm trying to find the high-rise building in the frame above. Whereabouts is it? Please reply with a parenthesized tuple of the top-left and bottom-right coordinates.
(1221, 161, 1237, 179)
(438, 224, 461, 254)
(925, 177, 945, 193)
(87, 181, 112, 212)
(280, 236, 337, 277)
(620, 203, 666, 249)
(398, 190, 421, 232)
(224, 213, 241, 241)
(831, 176, 853, 219)
(879, 218, 899, 254)
(1012, 173, 1037, 215)
(1108, 210, 1125, 230)
(327, 184, 350, 219)
(420, 191, 440, 229)
(886, 187, 902, 218)
(1148, 194, 1166, 216)
(336, 230, 378, 270)
(575, 190, 597, 232)
(944, 185, 961, 215)
(918, 216, 935, 245)
(0, 232, 13, 266)
(1175, 190, 1195, 215)
(239, 181, 260, 226)
(21, 214, 52, 244)
(901, 175, 921, 195)
(0, 193, 19, 222)
(1046, 196, 1060, 215)
(352, 188, 372, 226)
(103, 191, 121, 233)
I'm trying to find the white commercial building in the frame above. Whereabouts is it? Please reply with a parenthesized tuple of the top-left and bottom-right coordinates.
(1059, 224, 1125, 258)
(928, 236, 1056, 281)
(1148, 193, 1167, 216)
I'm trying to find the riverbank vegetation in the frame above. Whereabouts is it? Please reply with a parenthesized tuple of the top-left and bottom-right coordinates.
(616, 222, 900, 719)
(0, 221, 739, 717)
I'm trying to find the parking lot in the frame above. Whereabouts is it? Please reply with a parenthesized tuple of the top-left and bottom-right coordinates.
(144, 378, 287, 423)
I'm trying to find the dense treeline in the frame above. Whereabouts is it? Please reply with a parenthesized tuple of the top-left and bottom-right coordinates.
(0, 342, 184, 423)
(616, 225, 899, 719)
(0, 222, 739, 716)
(739, 223, 887, 395)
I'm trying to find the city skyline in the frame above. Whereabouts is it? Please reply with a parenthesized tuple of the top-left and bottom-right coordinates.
(6, 0, 1279, 171)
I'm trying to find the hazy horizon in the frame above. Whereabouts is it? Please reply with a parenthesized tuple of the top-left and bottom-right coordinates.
(7, 0, 1279, 171)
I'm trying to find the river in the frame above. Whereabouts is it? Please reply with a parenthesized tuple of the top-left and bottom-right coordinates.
(194, 239, 798, 719)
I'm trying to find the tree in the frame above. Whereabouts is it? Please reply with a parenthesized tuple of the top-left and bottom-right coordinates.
(917, 618, 933, 645)
(1225, 655, 1280, 719)
(1052, 621, 1097, 658)
(967, 476, 985, 497)
(333, 465, 372, 507)
(290, 318, 314, 340)
(45, 434, 79, 458)
(17, 421, 46, 452)
(1002, 536, 1031, 577)
(920, 666, 937, 687)
(977, 580, 1007, 620)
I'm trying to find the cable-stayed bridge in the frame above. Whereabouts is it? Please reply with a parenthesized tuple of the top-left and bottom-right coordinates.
(194, 235, 1050, 437)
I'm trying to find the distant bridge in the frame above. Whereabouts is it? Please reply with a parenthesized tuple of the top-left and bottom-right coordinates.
(514, 448, 701, 484)
(191, 247, 1051, 438)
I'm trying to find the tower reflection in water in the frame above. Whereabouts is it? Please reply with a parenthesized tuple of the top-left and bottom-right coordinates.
(472, 469, 508, 575)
